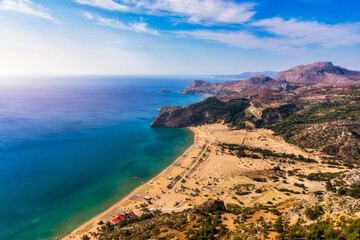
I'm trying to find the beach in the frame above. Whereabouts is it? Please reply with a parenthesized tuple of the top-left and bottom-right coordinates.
(64, 123, 340, 239)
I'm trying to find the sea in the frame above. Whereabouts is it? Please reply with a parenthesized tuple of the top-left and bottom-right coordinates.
(0, 76, 218, 240)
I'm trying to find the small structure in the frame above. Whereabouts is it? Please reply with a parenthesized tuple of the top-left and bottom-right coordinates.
(191, 191, 199, 196)
(144, 196, 152, 200)
(168, 176, 173, 180)
(111, 215, 125, 225)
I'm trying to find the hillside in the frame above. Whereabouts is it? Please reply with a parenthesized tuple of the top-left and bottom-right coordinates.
(275, 61, 360, 86)
(151, 97, 249, 128)
(155, 85, 360, 163)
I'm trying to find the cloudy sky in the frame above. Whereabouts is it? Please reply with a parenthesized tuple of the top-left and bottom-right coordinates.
(0, 0, 360, 75)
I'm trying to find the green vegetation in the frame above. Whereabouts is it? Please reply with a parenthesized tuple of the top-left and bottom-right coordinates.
(196, 97, 250, 128)
(306, 172, 342, 181)
(254, 93, 360, 162)
(255, 104, 298, 128)
(338, 184, 360, 199)
(305, 205, 324, 220)
(253, 177, 267, 182)
(259, 101, 360, 136)
(219, 143, 316, 163)
(93, 199, 360, 240)
(277, 188, 301, 194)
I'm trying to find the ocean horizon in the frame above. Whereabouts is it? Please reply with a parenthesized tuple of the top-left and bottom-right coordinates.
(0, 76, 214, 240)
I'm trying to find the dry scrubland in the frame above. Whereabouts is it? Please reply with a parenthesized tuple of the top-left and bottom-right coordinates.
(64, 123, 360, 240)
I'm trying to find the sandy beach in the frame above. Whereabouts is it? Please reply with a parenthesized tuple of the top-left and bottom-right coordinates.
(63, 123, 342, 239)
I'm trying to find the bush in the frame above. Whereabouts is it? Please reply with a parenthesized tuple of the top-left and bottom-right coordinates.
(253, 177, 267, 182)
(349, 184, 360, 199)
(274, 216, 284, 233)
(305, 205, 324, 220)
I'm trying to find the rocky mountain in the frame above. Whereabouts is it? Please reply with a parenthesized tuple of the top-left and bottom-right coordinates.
(186, 62, 360, 95)
(275, 61, 360, 86)
(186, 75, 294, 93)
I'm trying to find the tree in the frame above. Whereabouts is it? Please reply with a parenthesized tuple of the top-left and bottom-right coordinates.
(274, 216, 284, 233)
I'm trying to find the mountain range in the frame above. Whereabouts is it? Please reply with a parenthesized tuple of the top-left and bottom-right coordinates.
(187, 62, 360, 94)
(215, 71, 278, 79)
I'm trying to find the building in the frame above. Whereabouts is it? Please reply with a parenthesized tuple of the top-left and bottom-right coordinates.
(111, 215, 125, 225)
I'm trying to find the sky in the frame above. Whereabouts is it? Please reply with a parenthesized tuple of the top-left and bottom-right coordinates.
(0, 0, 360, 75)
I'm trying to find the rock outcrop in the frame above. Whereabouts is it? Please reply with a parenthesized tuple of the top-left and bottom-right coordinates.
(151, 106, 192, 128)
(151, 101, 211, 128)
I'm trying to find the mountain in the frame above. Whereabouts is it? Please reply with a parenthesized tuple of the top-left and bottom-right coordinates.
(275, 61, 360, 86)
(186, 75, 295, 93)
(216, 71, 278, 79)
(186, 62, 360, 95)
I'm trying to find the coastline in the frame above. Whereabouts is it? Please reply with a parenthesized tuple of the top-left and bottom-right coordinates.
(63, 127, 201, 239)
(63, 123, 339, 240)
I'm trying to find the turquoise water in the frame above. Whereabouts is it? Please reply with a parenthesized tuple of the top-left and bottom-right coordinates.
(0, 76, 207, 240)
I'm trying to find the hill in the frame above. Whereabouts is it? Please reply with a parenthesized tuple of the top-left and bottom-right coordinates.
(275, 61, 360, 86)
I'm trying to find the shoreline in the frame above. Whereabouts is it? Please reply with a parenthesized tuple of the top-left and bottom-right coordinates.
(63, 127, 201, 239)
(63, 123, 338, 240)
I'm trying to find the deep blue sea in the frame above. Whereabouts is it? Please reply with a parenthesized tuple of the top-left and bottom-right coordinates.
(0, 76, 213, 240)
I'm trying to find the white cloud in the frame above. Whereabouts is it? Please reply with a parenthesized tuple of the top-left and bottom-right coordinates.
(252, 18, 360, 48)
(75, 0, 130, 11)
(82, 11, 94, 19)
(138, 0, 255, 25)
(76, 1, 360, 50)
(129, 21, 159, 35)
(75, 0, 255, 25)
(84, 12, 159, 35)
(178, 18, 360, 51)
(0, 0, 57, 23)
(177, 30, 284, 50)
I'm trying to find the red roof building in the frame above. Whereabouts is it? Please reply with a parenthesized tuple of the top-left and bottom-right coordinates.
(111, 215, 125, 225)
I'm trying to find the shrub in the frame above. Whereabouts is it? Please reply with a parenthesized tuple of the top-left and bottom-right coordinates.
(274, 216, 284, 233)
(253, 177, 267, 182)
(305, 205, 324, 220)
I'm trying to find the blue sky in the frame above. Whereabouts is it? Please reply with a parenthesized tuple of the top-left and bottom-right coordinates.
(0, 0, 360, 75)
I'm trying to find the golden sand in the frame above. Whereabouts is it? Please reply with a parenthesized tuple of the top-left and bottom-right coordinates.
(63, 124, 341, 239)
